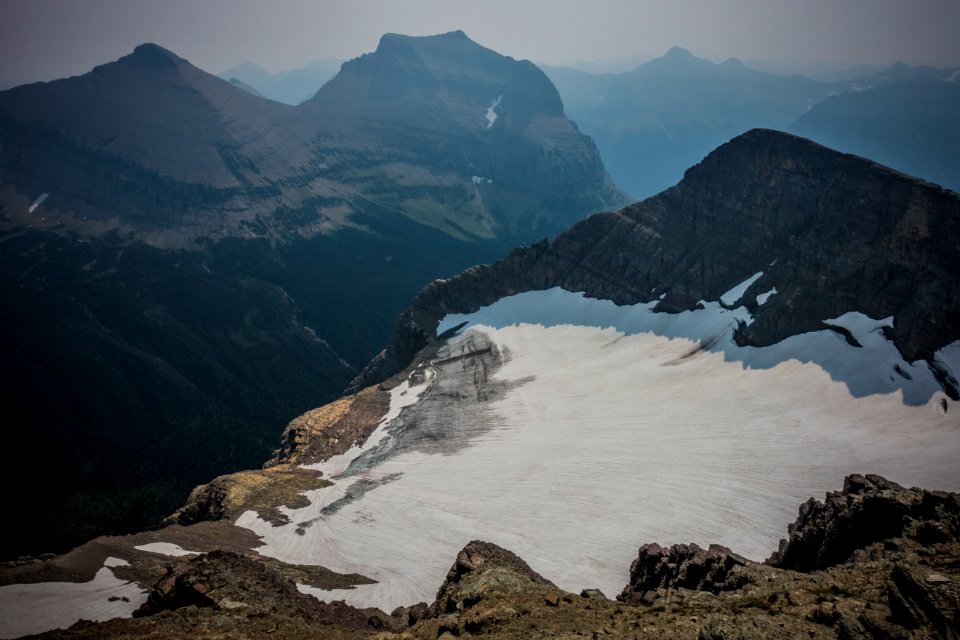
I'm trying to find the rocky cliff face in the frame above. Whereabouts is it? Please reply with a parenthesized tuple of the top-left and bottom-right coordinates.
(351, 128, 960, 393)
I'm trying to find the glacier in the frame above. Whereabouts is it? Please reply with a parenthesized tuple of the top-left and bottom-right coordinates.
(233, 285, 960, 612)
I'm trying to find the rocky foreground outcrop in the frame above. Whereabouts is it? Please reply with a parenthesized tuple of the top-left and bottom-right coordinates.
(769, 473, 960, 572)
(618, 543, 751, 604)
(133, 550, 374, 625)
(33, 474, 960, 639)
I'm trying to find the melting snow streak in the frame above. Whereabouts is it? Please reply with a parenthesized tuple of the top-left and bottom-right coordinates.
(485, 95, 502, 128)
(28, 193, 48, 213)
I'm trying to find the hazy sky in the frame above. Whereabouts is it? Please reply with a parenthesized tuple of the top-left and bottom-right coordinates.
(1, 0, 959, 87)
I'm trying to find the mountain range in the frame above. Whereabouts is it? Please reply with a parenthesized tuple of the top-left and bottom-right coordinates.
(0, 31, 623, 560)
(218, 58, 342, 105)
(790, 77, 960, 192)
(0, 128, 957, 639)
(544, 49, 960, 198)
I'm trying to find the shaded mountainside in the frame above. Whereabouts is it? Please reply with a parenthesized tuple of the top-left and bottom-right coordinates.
(11, 475, 960, 639)
(0, 32, 623, 559)
(0, 43, 306, 189)
(790, 78, 960, 193)
(0, 221, 495, 559)
(351, 128, 960, 393)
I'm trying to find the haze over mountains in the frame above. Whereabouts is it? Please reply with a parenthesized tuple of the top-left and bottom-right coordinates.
(218, 58, 342, 105)
(790, 77, 960, 192)
(211, 44, 960, 198)
(543, 48, 960, 197)
(0, 31, 623, 559)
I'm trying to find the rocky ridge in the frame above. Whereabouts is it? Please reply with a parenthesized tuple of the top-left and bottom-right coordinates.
(22, 474, 960, 639)
(350, 128, 960, 393)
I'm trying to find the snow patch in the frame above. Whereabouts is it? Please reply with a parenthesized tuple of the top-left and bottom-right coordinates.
(102, 557, 129, 568)
(720, 271, 763, 306)
(134, 542, 199, 557)
(756, 287, 777, 306)
(0, 558, 147, 638)
(934, 341, 960, 388)
(485, 95, 502, 128)
(28, 193, 48, 213)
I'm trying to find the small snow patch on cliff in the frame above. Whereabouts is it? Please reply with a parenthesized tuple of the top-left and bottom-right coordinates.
(485, 95, 502, 128)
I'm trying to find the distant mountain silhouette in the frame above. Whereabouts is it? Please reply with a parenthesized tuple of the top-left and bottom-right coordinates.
(543, 47, 838, 198)
(790, 77, 960, 192)
(218, 58, 342, 105)
(845, 61, 959, 89)
(226, 76, 266, 98)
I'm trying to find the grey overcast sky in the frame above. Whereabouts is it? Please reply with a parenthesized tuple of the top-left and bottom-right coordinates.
(1, 0, 958, 88)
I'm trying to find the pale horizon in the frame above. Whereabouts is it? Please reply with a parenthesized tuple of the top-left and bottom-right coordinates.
(1, 0, 959, 89)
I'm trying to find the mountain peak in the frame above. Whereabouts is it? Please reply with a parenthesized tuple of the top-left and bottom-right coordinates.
(375, 30, 480, 54)
(635, 45, 712, 75)
(664, 45, 696, 60)
(313, 30, 567, 120)
(440, 29, 470, 40)
(121, 43, 183, 70)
